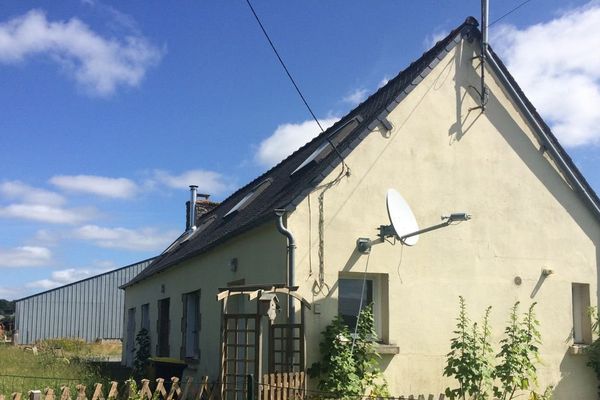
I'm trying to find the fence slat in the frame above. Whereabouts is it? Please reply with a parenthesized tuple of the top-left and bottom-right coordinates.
(43, 388, 55, 400)
(166, 377, 180, 400)
(59, 387, 70, 400)
(76, 385, 86, 400)
(107, 382, 118, 400)
(90, 384, 103, 400)
(138, 380, 152, 400)
(155, 379, 166, 400)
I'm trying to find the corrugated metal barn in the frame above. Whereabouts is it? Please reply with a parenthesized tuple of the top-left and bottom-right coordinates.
(15, 257, 154, 344)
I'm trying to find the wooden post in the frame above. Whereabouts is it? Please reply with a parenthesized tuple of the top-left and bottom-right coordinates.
(60, 386, 71, 400)
(43, 389, 55, 400)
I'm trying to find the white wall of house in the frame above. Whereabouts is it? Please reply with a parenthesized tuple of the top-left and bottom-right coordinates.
(288, 37, 600, 399)
(123, 222, 287, 378)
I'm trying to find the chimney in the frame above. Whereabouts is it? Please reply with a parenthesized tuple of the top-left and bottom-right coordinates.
(185, 191, 219, 230)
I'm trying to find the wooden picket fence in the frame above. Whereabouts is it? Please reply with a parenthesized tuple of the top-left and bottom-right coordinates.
(259, 372, 304, 400)
(0, 373, 447, 400)
(0, 377, 218, 400)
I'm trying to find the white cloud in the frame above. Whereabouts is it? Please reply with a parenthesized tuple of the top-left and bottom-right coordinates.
(0, 246, 52, 268)
(149, 169, 232, 195)
(0, 203, 95, 224)
(50, 174, 137, 198)
(492, 3, 600, 147)
(255, 118, 339, 168)
(342, 88, 368, 106)
(26, 265, 110, 289)
(0, 180, 65, 206)
(73, 224, 179, 251)
(0, 9, 163, 96)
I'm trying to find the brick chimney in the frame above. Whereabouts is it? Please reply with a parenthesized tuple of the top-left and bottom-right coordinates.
(185, 194, 219, 230)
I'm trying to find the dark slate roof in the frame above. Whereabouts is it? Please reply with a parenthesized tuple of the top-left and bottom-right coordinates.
(124, 17, 600, 287)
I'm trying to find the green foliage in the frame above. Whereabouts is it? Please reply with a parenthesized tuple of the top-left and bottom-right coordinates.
(584, 307, 600, 396)
(0, 299, 15, 315)
(133, 328, 151, 379)
(0, 345, 102, 396)
(444, 299, 543, 400)
(494, 302, 541, 400)
(308, 304, 388, 397)
(443, 297, 493, 400)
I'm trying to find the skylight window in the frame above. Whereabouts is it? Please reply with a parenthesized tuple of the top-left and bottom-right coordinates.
(290, 115, 363, 176)
(223, 179, 272, 218)
(290, 142, 329, 175)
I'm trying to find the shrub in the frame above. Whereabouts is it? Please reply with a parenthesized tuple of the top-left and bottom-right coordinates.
(307, 304, 388, 397)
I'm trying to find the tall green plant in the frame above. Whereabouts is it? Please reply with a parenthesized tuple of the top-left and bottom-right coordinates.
(494, 302, 541, 400)
(133, 328, 151, 379)
(443, 297, 493, 400)
(308, 304, 388, 397)
(584, 306, 600, 396)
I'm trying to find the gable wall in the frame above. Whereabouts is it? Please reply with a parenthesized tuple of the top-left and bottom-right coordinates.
(123, 222, 286, 377)
(288, 38, 600, 398)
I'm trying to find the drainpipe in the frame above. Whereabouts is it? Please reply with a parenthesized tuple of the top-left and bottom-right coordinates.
(275, 209, 296, 323)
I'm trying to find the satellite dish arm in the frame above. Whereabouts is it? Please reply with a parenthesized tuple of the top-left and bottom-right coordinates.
(398, 221, 451, 242)
(398, 213, 471, 242)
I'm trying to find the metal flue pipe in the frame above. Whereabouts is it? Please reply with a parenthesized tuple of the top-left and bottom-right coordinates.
(189, 185, 198, 231)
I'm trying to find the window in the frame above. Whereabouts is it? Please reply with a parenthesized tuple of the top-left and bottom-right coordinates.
(141, 303, 150, 332)
(224, 179, 272, 218)
(125, 307, 136, 367)
(181, 290, 201, 360)
(290, 116, 363, 176)
(338, 273, 389, 342)
(572, 283, 592, 344)
(156, 298, 170, 357)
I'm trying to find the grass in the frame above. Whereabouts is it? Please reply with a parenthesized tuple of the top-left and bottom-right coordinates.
(0, 339, 122, 396)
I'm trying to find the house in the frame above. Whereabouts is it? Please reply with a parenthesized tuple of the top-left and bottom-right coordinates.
(122, 17, 600, 399)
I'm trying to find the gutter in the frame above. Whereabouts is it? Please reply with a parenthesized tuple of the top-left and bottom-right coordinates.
(274, 209, 296, 323)
(485, 47, 600, 220)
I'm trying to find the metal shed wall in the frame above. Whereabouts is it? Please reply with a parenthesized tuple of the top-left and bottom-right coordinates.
(15, 258, 154, 344)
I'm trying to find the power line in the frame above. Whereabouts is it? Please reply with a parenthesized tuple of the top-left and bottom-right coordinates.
(244, 0, 325, 133)
(489, 0, 535, 26)
(244, 0, 349, 170)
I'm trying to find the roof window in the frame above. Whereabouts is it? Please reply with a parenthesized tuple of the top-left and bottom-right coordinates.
(223, 178, 272, 218)
(290, 115, 363, 176)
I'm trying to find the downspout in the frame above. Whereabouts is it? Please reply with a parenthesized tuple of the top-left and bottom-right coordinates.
(275, 209, 296, 323)
(485, 48, 600, 220)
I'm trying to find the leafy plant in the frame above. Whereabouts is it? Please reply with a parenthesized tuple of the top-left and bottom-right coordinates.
(584, 307, 600, 396)
(494, 302, 541, 400)
(308, 304, 388, 397)
(443, 297, 493, 400)
(133, 328, 151, 379)
(444, 299, 543, 400)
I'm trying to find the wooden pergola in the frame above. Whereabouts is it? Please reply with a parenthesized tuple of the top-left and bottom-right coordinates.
(216, 284, 310, 400)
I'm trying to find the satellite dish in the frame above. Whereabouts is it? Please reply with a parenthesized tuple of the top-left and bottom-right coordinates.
(386, 188, 419, 246)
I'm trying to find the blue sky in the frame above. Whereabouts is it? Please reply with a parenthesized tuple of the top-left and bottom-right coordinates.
(1, 0, 598, 299)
